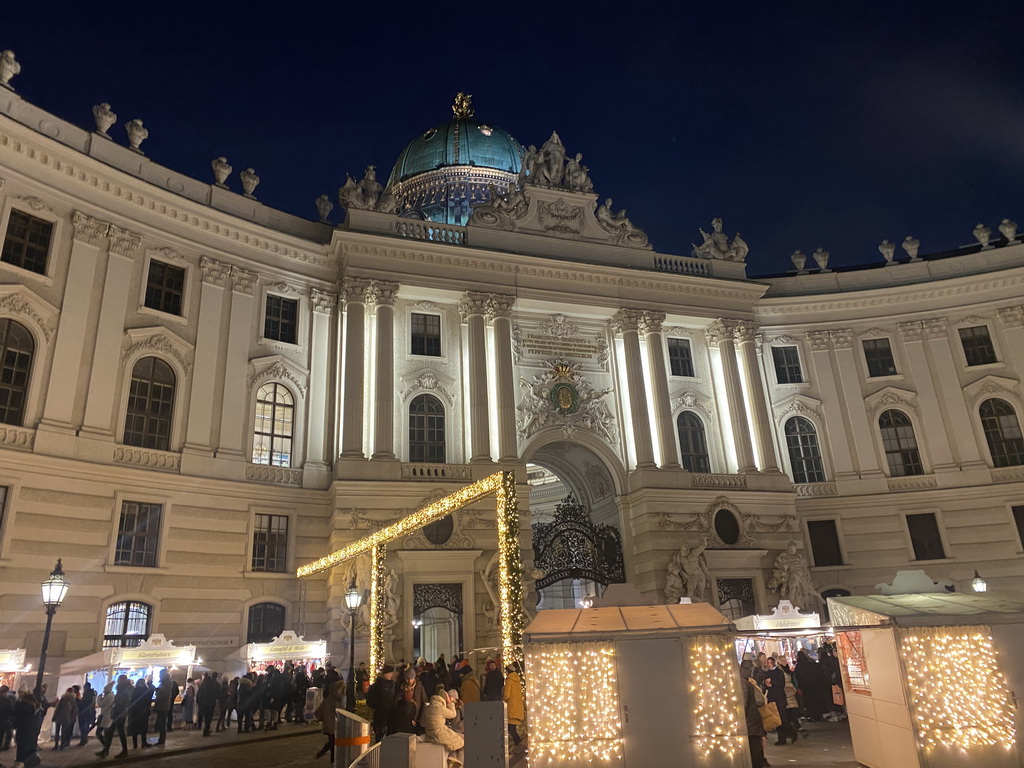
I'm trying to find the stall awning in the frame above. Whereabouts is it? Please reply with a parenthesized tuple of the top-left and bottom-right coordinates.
(828, 591, 1024, 628)
(525, 603, 731, 641)
(0, 648, 28, 673)
(59, 635, 197, 677)
(230, 631, 327, 663)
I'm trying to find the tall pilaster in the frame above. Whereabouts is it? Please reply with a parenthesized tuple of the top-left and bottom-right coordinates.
(705, 319, 756, 473)
(306, 288, 338, 469)
(734, 321, 780, 472)
(488, 294, 518, 463)
(370, 281, 399, 460)
(639, 310, 679, 468)
(806, 330, 856, 477)
(612, 308, 656, 469)
(340, 278, 371, 458)
(460, 291, 492, 463)
(897, 321, 955, 469)
(831, 330, 883, 477)
(996, 306, 1024, 374)
(923, 318, 984, 467)
(216, 266, 258, 458)
(182, 258, 230, 452)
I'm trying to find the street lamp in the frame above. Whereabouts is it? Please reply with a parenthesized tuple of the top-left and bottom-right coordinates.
(344, 579, 364, 712)
(972, 570, 988, 593)
(35, 559, 69, 699)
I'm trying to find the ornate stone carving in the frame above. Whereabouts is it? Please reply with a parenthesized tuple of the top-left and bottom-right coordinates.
(239, 168, 260, 199)
(791, 250, 807, 272)
(596, 198, 650, 248)
(0, 50, 21, 89)
(807, 331, 831, 352)
(400, 370, 456, 404)
(733, 320, 759, 343)
(564, 153, 593, 192)
(247, 359, 308, 396)
(703, 319, 737, 347)
(999, 218, 1019, 243)
(996, 306, 1024, 329)
(200, 257, 230, 287)
(539, 313, 579, 338)
(671, 391, 713, 418)
(665, 536, 711, 604)
(124, 119, 148, 153)
(922, 318, 948, 338)
(369, 280, 399, 307)
(583, 461, 613, 498)
(973, 223, 992, 249)
(107, 225, 142, 257)
(865, 388, 920, 418)
(268, 282, 298, 295)
(403, 513, 473, 550)
(470, 183, 529, 230)
(149, 246, 183, 262)
(638, 310, 666, 336)
(16, 196, 51, 212)
(339, 278, 371, 305)
(211, 157, 232, 188)
(812, 247, 830, 271)
(230, 267, 259, 295)
(538, 198, 585, 234)
(878, 239, 896, 265)
(310, 288, 337, 314)
(902, 236, 920, 261)
(71, 211, 109, 245)
(338, 166, 383, 211)
(517, 359, 616, 443)
(121, 333, 193, 375)
(92, 103, 117, 137)
(773, 395, 823, 421)
(0, 292, 55, 341)
(767, 541, 820, 609)
(897, 321, 923, 342)
(458, 291, 490, 320)
(695, 218, 749, 262)
(610, 308, 644, 335)
(315, 194, 333, 223)
(487, 294, 515, 321)
(831, 329, 853, 349)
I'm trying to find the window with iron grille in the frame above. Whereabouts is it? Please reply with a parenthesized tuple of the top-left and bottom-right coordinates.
(716, 578, 755, 621)
(264, 295, 298, 344)
(144, 260, 186, 316)
(123, 357, 175, 451)
(862, 338, 898, 378)
(784, 416, 826, 483)
(772, 346, 804, 384)
(411, 313, 442, 357)
(247, 602, 285, 644)
(879, 409, 924, 476)
(959, 325, 998, 366)
(1, 210, 53, 274)
(409, 394, 445, 462)
(906, 513, 946, 561)
(807, 519, 844, 566)
(103, 600, 152, 648)
(676, 412, 711, 473)
(0, 319, 33, 426)
(252, 382, 294, 467)
(252, 513, 289, 573)
(980, 398, 1024, 467)
(114, 501, 162, 567)
(667, 338, 695, 377)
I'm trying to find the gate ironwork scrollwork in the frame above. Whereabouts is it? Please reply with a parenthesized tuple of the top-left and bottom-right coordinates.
(531, 494, 625, 590)
(413, 583, 463, 616)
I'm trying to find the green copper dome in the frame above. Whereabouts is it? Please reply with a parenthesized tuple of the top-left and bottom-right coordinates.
(387, 118, 523, 186)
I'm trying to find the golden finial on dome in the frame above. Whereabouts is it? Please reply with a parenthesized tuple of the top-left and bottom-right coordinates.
(452, 92, 474, 119)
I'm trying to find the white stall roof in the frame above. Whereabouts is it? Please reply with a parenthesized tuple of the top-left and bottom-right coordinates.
(525, 603, 731, 640)
(828, 591, 1024, 628)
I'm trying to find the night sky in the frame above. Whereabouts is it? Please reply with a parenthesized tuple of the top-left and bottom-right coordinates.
(4, 2, 1022, 275)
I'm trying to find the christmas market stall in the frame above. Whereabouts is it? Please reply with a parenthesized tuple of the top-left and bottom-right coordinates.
(0, 648, 30, 690)
(57, 634, 197, 694)
(523, 585, 750, 768)
(732, 600, 827, 661)
(827, 591, 1024, 768)
(230, 630, 327, 675)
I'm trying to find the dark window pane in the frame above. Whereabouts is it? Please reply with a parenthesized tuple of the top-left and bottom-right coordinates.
(906, 513, 946, 561)
(251, 513, 289, 573)
(772, 346, 804, 384)
(676, 412, 711, 473)
(862, 338, 898, 378)
(785, 417, 825, 483)
(1, 210, 53, 274)
(264, 295, 299, 344)
(807, 520, 844, 566)
(411, 313, 441, 357)
(667, 338, 694, 377)
(959, 325, 998, 366)
(123, 357, 175, 451)
(980, 399, 1024, 468)
(714, 509, 740, 545)
(103, 600, 152, 648)
(1013, 506, 1024, 550)
(0, 319, 33, 426)
(247, 603, 285, 644)
(879, 409, 924, 476)
(409, 393, 445, 462)
(144, 260, 186, 316)
(252, 382, 294, 466)
(114, 501, 161, 567)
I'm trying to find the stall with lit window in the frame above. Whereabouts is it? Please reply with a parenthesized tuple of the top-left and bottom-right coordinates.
(828, 592, 1024, 768)
(733, 600, 826, 661)
(57, 634, 198, 693)
(0, 648, 30, 691)
(233, 630, 327, 675)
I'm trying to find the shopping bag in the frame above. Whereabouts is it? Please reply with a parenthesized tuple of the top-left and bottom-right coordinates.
(759, 701, 782, 731)
(832, 685, 845, 707)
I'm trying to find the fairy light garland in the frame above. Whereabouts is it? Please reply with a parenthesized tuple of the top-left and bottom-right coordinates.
(525, 642, 623, 764)
(899, 625, 1016, 751)
(368, 544, 386, 673)
(688, 636, 745, 758)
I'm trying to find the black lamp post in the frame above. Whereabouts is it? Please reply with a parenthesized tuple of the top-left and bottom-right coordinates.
(35, 559, 69, 699)
(344, 579, 364, 712)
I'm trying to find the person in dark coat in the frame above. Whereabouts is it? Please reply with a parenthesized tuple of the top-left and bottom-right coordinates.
(481, 660, 504, 701)
(127, 678, 153, 749)
(389, 667, 427, 734)
(196, 672, 220, 736)
(0, 684, 13, 752)
(366, 665, 397, 742)
(77, 682, 97, 746)
(13, 690, 42, 766)
(97, 675, 132, 758)
(236, 674, 255, 733)
(763, 657, 796, 745)
(742, 676, 767, 768)
(153, 669, 174, 745)
(794, 649, 829, 721)
(52, 687, 77, 749)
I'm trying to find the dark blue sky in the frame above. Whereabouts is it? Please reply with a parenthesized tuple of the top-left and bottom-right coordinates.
(5, 2, 1022, 274)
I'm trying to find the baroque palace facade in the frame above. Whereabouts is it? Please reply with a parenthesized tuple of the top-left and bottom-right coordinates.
(0, 72, 1022, 676)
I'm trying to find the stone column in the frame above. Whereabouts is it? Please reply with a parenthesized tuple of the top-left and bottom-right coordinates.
(705, 319, 756, 473)
(612, 308, 656, 469)
(306, 288, 338, 469)
(460, 291, 492, 463)
(831, 330, 883, 477)
(488, 294, 519, 463)
(639, 310, 679, 468)
(370, 281, 399, 460)
(805, 330, 856, 477)
(340, 278, 371, 458)
(734, 321, 780, 472)
(996, 306, 1024, 374)
(897, 321, 955, 469)
(180, 258, 230, 452)
(80, 223, 144, 436)
(923, 318, 984, 467)
(216, 266, 258, 458)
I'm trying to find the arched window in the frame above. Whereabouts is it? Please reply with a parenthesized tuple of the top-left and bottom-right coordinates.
(252, 382, 294, 466)
(0, 319, 34, 426)
(980, 398, 1024, 467)
(676, 412, 711, 473)
(879, 409, 923, 476)
(124, 357, 175, 451)
(247, 602, 285, 644)
(784, 416, 826, 483)
(103, 600, 152, 648)
(409, 394, 445, 463)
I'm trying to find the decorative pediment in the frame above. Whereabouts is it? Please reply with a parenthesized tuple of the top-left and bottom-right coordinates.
(400, 367, 457, 404)
(963, 375, 1021, 410)
(671, 390, 714, 419)
(120, 326, 194, 375)
(865, 386, 919, 419)
(772, 393, 822, 422)
(247, 354, 309, 397)
(0, 283, 58, 343)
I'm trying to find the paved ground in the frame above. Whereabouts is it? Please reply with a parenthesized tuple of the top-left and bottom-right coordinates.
(763, 718, 863, 767)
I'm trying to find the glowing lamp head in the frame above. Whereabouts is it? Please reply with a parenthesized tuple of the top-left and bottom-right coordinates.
(41, 558, 69, 607)
(345, 579, 363, 611)
(972, 570, 988, 593)
(579, 595, 594, 610)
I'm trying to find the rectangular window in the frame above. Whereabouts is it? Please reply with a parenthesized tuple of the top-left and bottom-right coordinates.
(772, 346, 804, 384)
(144, 260, 186, 316)
(959, 325, 998, 366)
(667, 338, 695, 377)
(0, 485, 7, 540)
(1, 210, 53, 275)
(807, 519, 844, 567)
(906, 513, 946, 561)
(862, 338, 898, 378)
(114, 501, 162, 567)
(251, 513, 289, 573)
(411, 313, 442, 357)
(264, 295, 299, 344)
(1013, 506, 1024, 550)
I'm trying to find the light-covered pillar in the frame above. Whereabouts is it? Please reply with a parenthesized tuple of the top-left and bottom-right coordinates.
(705, 319, 756, 473)
(306, 288, 338, 469)
(831, 330, 883, 477)
(897, 321, 955, 469)
(460, 291, 492, 463)
(340, 278, 371, 458)
(182, 257, 230, 452)
(613, 308, 656, 469)
(370, 281, 399, 460)
(216, 266, 258, 458)
(805, 331, 855, 477)
(639, 310, 679, 468)
(734, 321, 780, 472)
(922, 318, 984, 467)
(488, 294, 519, 463)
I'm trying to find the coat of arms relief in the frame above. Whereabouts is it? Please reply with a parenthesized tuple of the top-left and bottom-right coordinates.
(517, 360, 617, 443)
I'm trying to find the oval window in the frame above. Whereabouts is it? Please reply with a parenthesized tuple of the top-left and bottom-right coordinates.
(714, 509, 740, 545)
(424, 515, 454, 546)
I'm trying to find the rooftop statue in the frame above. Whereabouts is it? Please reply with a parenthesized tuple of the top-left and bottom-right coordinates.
(539, 131, 566, 186)
(338, 165, 384, 211)
(452, 91, 474, 119)
(564, 153, 593, 192)
(694, 217, 748, 262)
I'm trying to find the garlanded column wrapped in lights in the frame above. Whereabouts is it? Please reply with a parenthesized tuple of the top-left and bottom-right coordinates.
(899, 625, 1016, 751)
(687, 635, 746, 758)
(524, 642, 622, 764)
(495, 470, 524, 664)
(368, 544, 386, 673)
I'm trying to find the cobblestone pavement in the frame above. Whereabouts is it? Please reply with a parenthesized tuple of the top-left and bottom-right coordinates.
(762, 718, 863, 767)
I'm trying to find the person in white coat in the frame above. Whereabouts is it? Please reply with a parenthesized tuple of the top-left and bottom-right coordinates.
(421, 685, 464, 768)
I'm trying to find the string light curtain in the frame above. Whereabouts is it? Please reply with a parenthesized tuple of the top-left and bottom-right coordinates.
(688, 635, 746, 758)
(899, 625, 1016, 751)
(525, 642, 622, 764)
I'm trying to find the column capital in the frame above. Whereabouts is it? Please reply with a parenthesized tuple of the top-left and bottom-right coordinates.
(611, 308, 645, 335)
(922, 317, 948, 338)
(200, 256, 230, 287)
(638, 310, 666, 335)
(367, 280, 399, 308)
(486, 293, 516, 321)
(807, 330, 831, 351)
(71, 210, 109, 246)
(897, 321, 923, 342)
(311, 288, 338, 314)
(340, 277, 372, 305)
(733, 320, 760, 343)
(107, 224, 142, 258)
(230, 266, 259, 295)
(997, 305, 1024, 329)
(831, 329, 854, 349)
(459, 291, 490, 320)
(704, 318, 737, 347)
